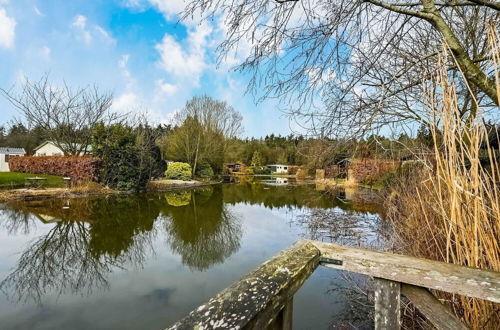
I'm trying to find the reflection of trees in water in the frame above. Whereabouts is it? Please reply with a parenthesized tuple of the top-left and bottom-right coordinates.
(0, 204, 38, 235)
(0, 221, 120, 304)
(0, 196, 161, 304)
(296, 209, 386, 248)
(297, 208, 382, 329)
(86, 196, 161, 265)
(327, 274, 374, 330)
(163, 186, 242, 271)
(293, 188, 387, 329)
(0, 187, 243, 304)
(223, 181, 335, 209)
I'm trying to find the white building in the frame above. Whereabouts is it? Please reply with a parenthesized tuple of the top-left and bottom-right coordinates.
(34, 141, 92, 156)
(0, 147, 26, 172)
(266, 164, 289, 174)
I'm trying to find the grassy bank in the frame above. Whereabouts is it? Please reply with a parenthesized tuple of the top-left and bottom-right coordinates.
(0, 172, 65, 189)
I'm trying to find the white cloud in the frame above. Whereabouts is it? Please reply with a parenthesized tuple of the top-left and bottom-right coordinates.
(113, 92, 141, 113)
(155, 22, 212, 85)
(71, 14, 115, 45)
(72, 15, 92, 44)
(118, 54, 131, 78)
(147, 0, 187, 20)
(0, 8, 16, 48)
(72, 14, 87, 29)
(156, 79, 177, 95)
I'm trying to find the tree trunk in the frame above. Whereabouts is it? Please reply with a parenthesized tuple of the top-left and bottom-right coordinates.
(421, 0, 499, 106)
(193, 132, 201, 177)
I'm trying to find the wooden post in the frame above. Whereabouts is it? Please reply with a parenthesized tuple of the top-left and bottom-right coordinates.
(402, 284, 469, 330)
(280, 298, 293, 330)
(267, 297, 293, 330)
(374, 278, 401, 330)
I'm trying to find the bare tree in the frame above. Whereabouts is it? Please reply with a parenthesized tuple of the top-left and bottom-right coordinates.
(1, 74, 118, 155)
(178, 95, 243, 139)
(161, 95, 243, 174)
(182, 1, 499, 136)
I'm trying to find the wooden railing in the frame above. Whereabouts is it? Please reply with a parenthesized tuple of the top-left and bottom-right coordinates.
(168, 240, 500, 330)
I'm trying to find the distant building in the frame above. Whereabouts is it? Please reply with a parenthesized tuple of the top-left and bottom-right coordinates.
(0, 147, 26, 172)
(266, 164, 289, 174)
(33, 141, 92, 156)
(225, 163, 243, 173)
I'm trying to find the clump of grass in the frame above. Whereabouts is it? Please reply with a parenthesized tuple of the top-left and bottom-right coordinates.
(386, 26, 500, 329)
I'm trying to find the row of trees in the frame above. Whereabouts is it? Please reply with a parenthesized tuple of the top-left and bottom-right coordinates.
(0, 124, 45, 154)
(222, 128, 434, 171)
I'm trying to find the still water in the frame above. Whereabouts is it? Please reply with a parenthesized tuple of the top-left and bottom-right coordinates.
(0, 179, 384, 329)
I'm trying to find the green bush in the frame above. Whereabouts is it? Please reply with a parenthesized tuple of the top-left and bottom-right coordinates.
(196, 162, 215, 179)
(165, 162, 192, 180)
(253, 167, 271, 175)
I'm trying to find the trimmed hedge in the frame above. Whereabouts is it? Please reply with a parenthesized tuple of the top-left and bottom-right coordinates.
(9, 156, 102, 182)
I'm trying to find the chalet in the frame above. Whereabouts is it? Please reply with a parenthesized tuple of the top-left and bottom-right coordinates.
(34, 141, 92, 156)
(266, 164, 289, 174)
(225, 163, 243, 173)
(0, 147, 26, 172)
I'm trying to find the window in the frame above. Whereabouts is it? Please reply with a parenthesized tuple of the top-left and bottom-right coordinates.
(284, 167, 288, 170)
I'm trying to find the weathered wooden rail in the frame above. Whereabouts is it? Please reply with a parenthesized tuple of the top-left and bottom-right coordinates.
(168, 240, 500, 330)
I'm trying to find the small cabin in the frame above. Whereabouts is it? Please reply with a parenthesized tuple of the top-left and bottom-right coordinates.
(0, 147, 26, 172)
(225, 163, 243, 173)
(266, 164, 289, 174)
(34, 141, 92, 156)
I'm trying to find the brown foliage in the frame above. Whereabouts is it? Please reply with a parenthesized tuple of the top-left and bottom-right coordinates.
(9, 156, 102, 182)
(324, 165, 341, 178)
(386, 34, 500, 329)
(349, 159, 399, 184)
(287, 165, 299, 175)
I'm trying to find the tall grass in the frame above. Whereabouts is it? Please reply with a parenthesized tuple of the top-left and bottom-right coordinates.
(386, 26, 500, 329)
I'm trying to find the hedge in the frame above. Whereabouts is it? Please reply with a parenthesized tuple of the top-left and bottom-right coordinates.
(348, 159, 400, 184)
(9, 156, 102, 182)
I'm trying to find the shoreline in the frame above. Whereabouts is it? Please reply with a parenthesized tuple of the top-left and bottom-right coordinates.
(0, 179, 221, 203)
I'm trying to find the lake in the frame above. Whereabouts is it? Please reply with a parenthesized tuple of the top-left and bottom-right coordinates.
(0, 178, 385, 329)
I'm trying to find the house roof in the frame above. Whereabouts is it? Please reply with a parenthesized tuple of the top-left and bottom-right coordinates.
(0, 147, 26, 154)
(34, 141, 92, 152)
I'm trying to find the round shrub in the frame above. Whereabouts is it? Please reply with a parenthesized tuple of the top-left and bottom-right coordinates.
(196, 162, 215, 179)
(165, 162, 192, 181)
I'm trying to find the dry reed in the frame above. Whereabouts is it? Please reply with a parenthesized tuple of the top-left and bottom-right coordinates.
(386, 25, 500, 329)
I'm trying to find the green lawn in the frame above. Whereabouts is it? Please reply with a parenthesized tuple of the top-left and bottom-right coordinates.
(0, 172, 65, 189)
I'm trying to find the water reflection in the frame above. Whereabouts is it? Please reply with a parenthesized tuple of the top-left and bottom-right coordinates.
(0, 186, 242, 303)
(0, 220, 121, 304)
(163, 186, 242, 271)
(0, 182, 385, 329)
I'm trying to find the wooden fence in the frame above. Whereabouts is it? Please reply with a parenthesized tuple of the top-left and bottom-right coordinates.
(168, 240, 500, 330)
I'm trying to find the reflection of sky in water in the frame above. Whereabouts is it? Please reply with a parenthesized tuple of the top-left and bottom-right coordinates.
(0, 184, 382, 329)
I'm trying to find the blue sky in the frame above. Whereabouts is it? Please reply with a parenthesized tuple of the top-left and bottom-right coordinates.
(0, 0, 296, 137)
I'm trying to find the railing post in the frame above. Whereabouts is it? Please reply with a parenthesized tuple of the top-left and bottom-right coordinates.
(267, 297, 293, 330)
(374, 278, 401, 330)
